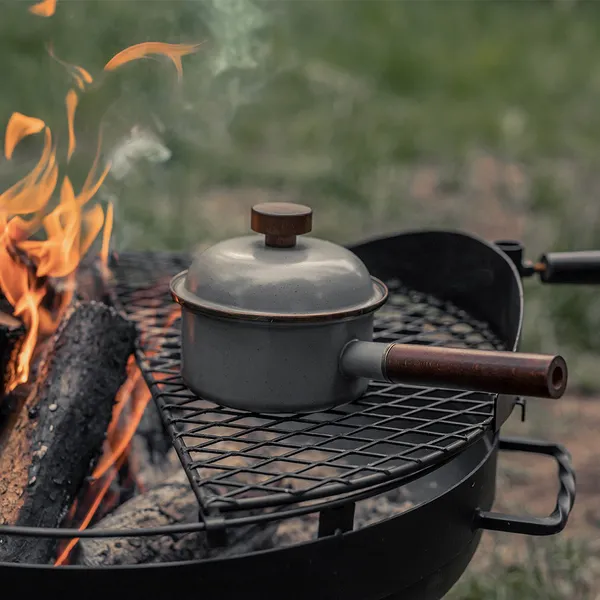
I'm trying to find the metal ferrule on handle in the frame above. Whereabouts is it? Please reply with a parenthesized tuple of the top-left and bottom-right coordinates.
(340, 341, 568, 399)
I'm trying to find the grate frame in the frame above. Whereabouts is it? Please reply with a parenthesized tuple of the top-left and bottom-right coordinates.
(112, 251, 501, 516)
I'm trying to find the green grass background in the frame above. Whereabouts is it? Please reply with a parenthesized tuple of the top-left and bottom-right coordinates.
(0, 1, 599, 595)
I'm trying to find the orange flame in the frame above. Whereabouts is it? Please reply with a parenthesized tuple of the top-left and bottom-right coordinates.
(100, 202, 113, 269)
(11, 1, 200, 565)
(47, 45, 94, 92)
(104, 42, 203, 80)
(92, 358, 149, 480)
(4, 113, 45, 160)
(29, 0, 56, 17)
(0, 101, 110, 389)
(66, 90, 78, 161)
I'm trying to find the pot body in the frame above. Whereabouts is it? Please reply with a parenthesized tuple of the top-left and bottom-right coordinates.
(180, 308, 373, 413)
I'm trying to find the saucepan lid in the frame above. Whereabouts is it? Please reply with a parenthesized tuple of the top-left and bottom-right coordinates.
(170, 202, 388, 322)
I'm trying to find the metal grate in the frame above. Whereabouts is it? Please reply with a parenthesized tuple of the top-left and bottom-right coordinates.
(113, 251, 501, 515)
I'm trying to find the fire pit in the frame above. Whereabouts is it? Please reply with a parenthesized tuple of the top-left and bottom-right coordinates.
(0, 227, 584, 600)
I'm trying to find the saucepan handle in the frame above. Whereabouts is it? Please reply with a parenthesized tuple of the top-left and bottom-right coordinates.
(538, 250, 600, 285)
(339, 341, 568, 399)
(474, 437, 576, 536)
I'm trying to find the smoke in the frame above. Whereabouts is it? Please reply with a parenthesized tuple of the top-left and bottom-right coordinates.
(203, 0, 269, 75)
(108, 127, 172, 182)
(100, 0, 275, 252)
(180, 0, 275, 140)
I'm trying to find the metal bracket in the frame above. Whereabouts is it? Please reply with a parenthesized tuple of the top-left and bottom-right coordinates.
(494, 394, 519, 431)
(318, 502, 356, 538)
(203, 512, 228, 548)
(493, 240, 535, 278)
(516, 396, 527, 422)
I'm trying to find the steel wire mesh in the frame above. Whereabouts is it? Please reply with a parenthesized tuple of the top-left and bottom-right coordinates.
(113, 252, 500, 514)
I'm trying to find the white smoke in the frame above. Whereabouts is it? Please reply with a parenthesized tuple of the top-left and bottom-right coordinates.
(203, 0, 269, 75)
(108, 126, 172, 182)
(101, 0, 273, 252)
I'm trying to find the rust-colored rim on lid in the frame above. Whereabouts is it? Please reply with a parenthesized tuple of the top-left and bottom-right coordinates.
(170, 270, 389, 323)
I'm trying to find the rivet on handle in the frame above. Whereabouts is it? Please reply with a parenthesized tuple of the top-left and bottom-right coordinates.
(251, 202, 313, 248)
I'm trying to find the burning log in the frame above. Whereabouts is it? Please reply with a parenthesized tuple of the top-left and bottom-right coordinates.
(0, 301, 136, 564)
(76, 470, 278, 566)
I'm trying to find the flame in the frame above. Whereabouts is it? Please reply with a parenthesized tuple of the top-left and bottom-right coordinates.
(104, 42, 203, 80)
(66, 90, 78, 161)
(29, 0, 56, 17)
(47, 45, 94, 92)
(75, 131, 111, 208)
(0, 87, 111, 388)
(0, 108, 109, 389)
(4, 113, 45, 160)
(92, 357, 149, 480)
(100, 202, 113, 268)
(11, 1, 200, 565)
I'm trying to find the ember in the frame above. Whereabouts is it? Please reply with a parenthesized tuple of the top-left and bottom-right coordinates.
(0, 1, 201, 565)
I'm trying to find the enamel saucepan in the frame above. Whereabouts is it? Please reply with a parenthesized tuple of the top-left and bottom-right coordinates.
(170, 203, 567, 413)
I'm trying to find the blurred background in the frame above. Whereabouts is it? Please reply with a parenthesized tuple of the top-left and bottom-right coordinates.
(1, 0, 599, 596)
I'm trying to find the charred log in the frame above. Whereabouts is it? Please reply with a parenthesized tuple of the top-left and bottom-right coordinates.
(76, 470, 277, 566)
(0, 301, 136, 564)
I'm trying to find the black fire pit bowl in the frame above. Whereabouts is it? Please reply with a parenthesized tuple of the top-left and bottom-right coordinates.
(0, 230, 576, 600)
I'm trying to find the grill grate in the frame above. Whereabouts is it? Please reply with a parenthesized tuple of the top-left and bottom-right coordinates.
(113, 251, 501, 515)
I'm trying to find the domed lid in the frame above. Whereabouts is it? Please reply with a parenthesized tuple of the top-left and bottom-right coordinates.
(170, 202, 388, 322)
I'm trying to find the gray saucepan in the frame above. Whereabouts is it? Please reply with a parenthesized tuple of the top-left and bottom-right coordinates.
(170, 202, 568, 414)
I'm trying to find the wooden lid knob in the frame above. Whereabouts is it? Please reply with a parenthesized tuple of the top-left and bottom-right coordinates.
(251, 202, 313, 247)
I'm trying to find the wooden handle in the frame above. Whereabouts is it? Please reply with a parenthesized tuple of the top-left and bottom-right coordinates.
(383, 344, 568, 399)
(251, 203, 312, 248)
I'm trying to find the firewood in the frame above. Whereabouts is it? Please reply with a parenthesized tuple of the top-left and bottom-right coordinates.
(76, 470, 278, 566)
(0, 301, 136, 564)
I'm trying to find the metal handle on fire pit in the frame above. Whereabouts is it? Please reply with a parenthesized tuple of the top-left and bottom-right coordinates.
(474, 437, 576, 536)
(537, 251, 600, 285)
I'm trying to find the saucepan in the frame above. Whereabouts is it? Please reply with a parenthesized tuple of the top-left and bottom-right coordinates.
(170, 203, 567, 413)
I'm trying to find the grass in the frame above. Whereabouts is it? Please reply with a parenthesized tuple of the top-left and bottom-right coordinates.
(1, 2, 600, 596)
(447, 536, 599, 600)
